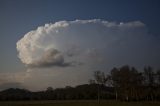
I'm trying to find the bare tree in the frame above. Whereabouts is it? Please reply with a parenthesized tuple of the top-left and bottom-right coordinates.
(93, 71, 108, 103)
(110, 67, 119, 101)
(143, 66, 155, 101)
(110, 66, 144, 101)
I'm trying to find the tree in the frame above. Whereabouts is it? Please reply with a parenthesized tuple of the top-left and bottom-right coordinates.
(144, 66, 155, 86)
(93, 71, 108, 103)
(156, 70, 160, 99)
(110, 65, 144, 101)
(156, 70, 160, 86)
(46, 87, 53, 92)
(129, 67, 143, 101)
(110, 67, 119, 100)
(143, 66, 155, 101)
(118, 65, 131, 101)
(94, 71, 108, 85)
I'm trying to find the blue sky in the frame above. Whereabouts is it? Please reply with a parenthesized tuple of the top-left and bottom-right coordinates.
(0, 0, 160, 90)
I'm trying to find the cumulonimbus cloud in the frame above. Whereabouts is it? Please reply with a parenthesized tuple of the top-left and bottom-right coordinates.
(16, 19, 160, 69)
(16, 21, 71, 67)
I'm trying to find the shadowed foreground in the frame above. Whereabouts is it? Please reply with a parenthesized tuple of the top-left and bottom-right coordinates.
(0, 100, 160, 106)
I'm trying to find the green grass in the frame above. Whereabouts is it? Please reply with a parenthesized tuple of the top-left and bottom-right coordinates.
(0, 100, 160, 106)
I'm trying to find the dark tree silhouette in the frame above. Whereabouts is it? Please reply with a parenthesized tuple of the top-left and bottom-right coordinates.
(93, 71, 108, 103)
(143, 66, 155, 101)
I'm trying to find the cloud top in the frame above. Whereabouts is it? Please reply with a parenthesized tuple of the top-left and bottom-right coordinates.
(16, 19, 159, 69)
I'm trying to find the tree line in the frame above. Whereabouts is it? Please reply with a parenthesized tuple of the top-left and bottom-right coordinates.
(0, 65, 160, 101)
(91, 65, 160, 101)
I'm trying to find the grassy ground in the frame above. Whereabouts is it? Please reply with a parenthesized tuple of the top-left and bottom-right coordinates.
(0, 100, 160, 106)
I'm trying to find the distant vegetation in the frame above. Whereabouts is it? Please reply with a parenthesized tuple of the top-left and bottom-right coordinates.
(0, 65, 160, 101)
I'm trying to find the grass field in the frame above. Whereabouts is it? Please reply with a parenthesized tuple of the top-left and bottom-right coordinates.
(0, 100, 160, 106)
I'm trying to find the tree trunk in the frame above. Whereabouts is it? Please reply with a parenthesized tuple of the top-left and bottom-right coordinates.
(126, 95, 129, 101)
(97, 84, 100, 104)
(115, 90, 118, 101)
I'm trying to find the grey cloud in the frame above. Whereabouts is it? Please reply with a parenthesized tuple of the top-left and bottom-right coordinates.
(27, 48, 71, 68)
(66, 45, 82, 57)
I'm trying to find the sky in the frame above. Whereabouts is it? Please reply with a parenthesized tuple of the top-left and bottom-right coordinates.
(0, 0, 160, 91)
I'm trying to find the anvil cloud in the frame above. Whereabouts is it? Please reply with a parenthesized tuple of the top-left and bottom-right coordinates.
(16, 19, 160, 70)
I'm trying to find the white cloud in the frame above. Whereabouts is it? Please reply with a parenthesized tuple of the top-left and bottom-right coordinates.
(14, 19, 160, 90)
(17, 19, 153, 68)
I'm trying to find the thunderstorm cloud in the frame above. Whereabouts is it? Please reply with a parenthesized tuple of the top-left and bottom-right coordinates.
(16, 19, 160, 69)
